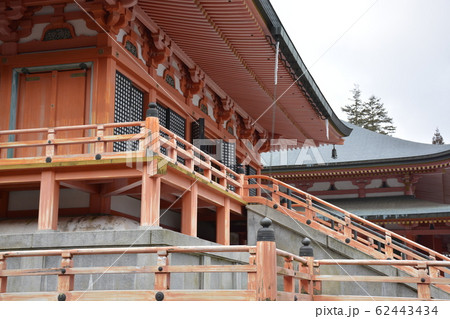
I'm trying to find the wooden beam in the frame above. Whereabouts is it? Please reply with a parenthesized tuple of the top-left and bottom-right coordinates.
(140, 163, 161, 227)
(103, 179, 142, 197)
(38, 171, 59, 230)
(0, 174, 41, 185)
(216, 197, 230, 245)
(59, 180, 98, 194)
(56, 168, 141, 182)
(181, 182, 198, 237)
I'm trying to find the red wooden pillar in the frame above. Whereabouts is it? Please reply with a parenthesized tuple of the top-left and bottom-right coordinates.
(216, 197, 230, 245)
(181, 182, 198, 237)
(255, 218, 277, 301)
(38, 170, 60, 230)
(140, 163, 161, 227)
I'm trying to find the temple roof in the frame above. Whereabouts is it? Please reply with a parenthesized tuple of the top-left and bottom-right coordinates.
(138, 0, 351, 144)
(327, 196, 450, 217)
(262, 122, 450, 168)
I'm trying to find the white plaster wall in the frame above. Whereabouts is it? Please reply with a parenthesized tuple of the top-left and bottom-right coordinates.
(8, 191, 40, 211)
(156, 64, 165, 77)
(64, 3, 80, 13)
(192, 94, 201, 106)
(308, 182, 330, 192)
(335, 181, 358, 190)
(19, 23, 48, 43)
(8, 189, 89, 211)
(366, 179, 382, 189)
(70, 19, 98, 37)
(111, 196, 141, 218)
(387, 178, 404, 187)
(59, 189, 90, 208)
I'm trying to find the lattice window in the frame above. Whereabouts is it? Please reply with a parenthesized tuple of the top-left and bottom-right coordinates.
(156, 103, 186, 164)
(43, 28, 72, 41)
(125, 41, 138, 57)
(246, 165, 257, 196)
(113, 72, 143, 152)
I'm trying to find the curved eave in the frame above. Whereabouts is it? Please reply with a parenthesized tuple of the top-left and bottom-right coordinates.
(254, 0, 352, 137)
(264, 149, 450, 176)
(138, 0, 350, 144)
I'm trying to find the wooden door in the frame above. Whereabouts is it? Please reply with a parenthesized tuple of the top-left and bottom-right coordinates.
(15, 69, 89, 158)
(16, 72, 53, 158)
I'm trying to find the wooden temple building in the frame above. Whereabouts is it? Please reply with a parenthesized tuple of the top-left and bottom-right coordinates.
(0, 0, 449, 301)
(263, 122, 450, 256)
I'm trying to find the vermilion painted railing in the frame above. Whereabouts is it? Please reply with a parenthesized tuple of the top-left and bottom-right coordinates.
(243, 175, 450, 293)
(1, 242, 449, 301)
(0, 120, 243, 197)
(1, 121, 450, 294)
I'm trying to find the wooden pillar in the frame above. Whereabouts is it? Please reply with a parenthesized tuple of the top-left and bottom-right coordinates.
(0, 254, 6, 293)
(255, 218, 277, 301)
(181, 182, 198, 237)
(38, 170, 59, 230)
(0, 191, 8, 218)
(216, 197, 230, 245)
(140, 163, 161, 226)
(89, 193, 111, 214)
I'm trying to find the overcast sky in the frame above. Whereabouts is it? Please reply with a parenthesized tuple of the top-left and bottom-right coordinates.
(270, 0, 450, 144)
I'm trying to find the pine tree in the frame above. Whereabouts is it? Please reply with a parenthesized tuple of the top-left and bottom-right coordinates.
(362, 95, 396, 135)
(342, 85, 396, 135)
(341, 85, 365, 127)
(432, 128, 444, 144)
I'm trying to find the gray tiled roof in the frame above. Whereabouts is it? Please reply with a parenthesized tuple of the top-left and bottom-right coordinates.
(262, 122, 450, 167)
(327, 196, 450, 217)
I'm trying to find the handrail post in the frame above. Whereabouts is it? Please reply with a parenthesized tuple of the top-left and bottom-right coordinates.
(272, 183, 280, 206)
(46, 129, 55, 158)
(428, 255, 439, 278)
(343, 214, 352, 240)
(305, 195, 314, 221)
(256, 218, 277, 301)
(385, 232, 393, 259)
(57, 252, 74, 298)
(299, 238, 316, 297)
(416, 261, 431, 299)
(95, 125, 105, 154)
(154, 250, 170, 291)
(0, 254, 6, 293)
(145, 103, 160, 155)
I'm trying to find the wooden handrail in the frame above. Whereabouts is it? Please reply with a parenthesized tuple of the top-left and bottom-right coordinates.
(244, 175, 450, 267)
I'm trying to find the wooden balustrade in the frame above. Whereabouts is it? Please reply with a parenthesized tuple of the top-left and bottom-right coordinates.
(243, 175, 450, 290)
(0, 236, 449, 300)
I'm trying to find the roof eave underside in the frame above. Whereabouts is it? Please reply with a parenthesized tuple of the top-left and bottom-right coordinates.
(137, 0, 351, 144)
(253, 0, 352, 137)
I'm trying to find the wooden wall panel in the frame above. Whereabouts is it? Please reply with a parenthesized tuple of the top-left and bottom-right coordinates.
(415, 174, 444, 203)
(15, 72, 53, 157)
(55, 69, 89, 155)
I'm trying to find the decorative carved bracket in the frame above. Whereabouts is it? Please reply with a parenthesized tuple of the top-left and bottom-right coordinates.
(0, 0, 25, 38)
